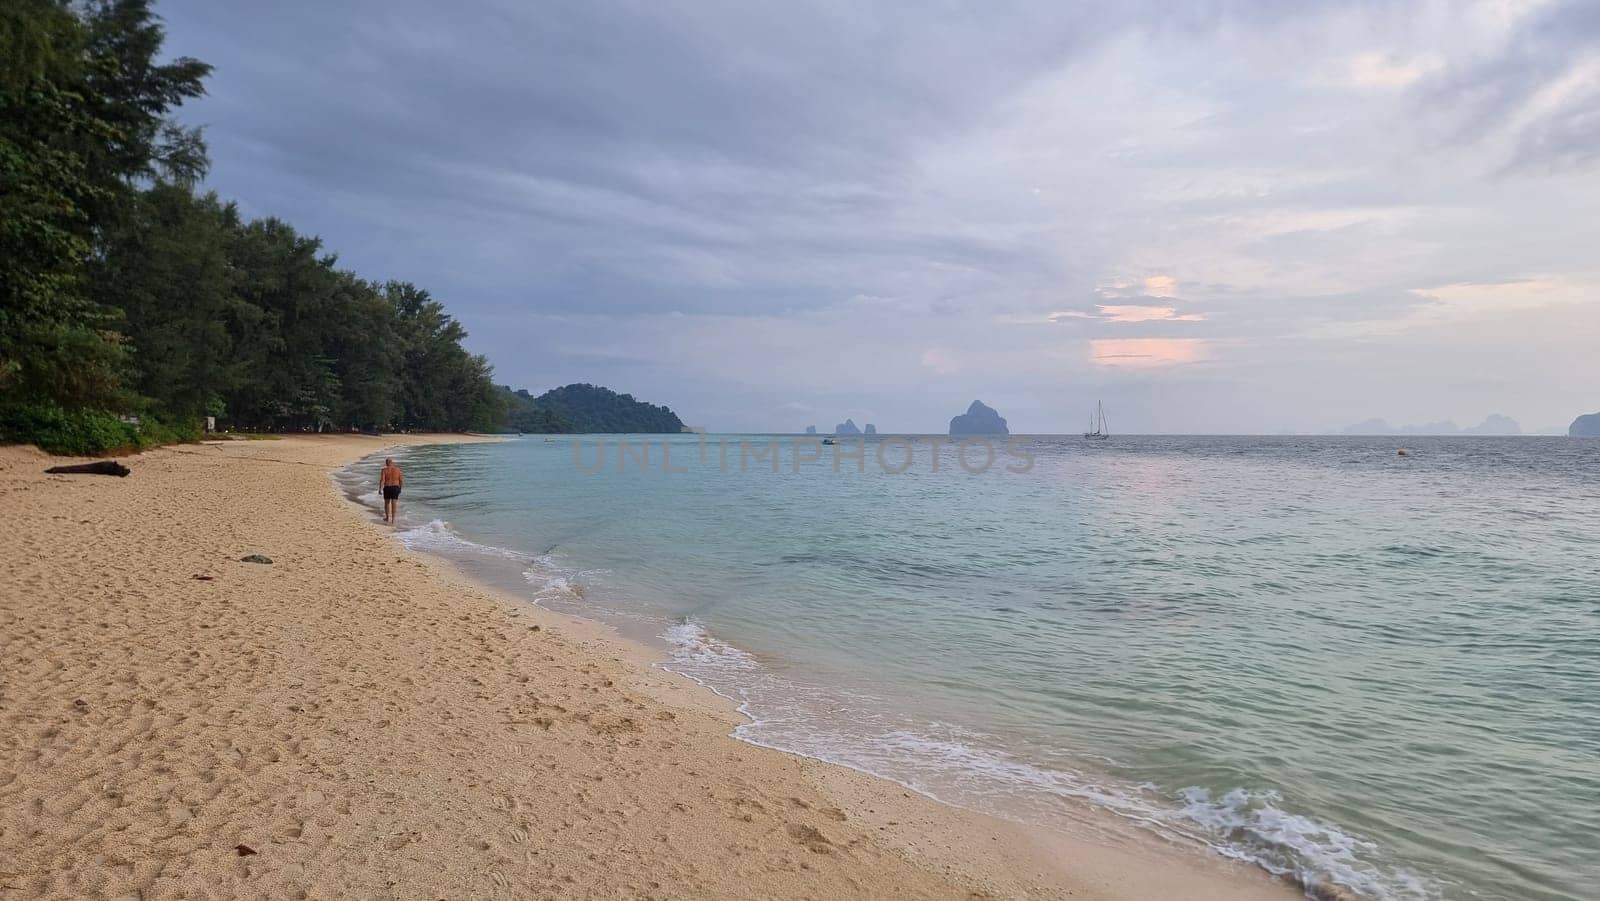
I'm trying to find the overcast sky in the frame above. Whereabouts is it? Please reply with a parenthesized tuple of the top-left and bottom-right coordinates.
(160, 0, 1600, 433)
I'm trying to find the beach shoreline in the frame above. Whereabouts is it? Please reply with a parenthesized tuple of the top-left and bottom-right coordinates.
(1, 434, 1298, 899)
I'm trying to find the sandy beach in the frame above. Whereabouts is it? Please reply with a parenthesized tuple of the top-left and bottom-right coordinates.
(0, 434, 1298, 900)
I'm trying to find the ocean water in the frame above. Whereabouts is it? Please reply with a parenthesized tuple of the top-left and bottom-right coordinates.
(336, 435, 1600, 900)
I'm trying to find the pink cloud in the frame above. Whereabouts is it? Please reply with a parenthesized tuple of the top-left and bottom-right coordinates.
(1090, 338, 1207, 367)
(1096, 304, 1206, 323)
(1142, 275, 1178, 297)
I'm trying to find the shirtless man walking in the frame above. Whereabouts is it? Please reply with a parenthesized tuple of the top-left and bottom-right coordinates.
(379, 457, 404, 525)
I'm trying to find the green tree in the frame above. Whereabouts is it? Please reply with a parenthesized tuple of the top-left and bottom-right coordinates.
(94, 184, 243, 417)
(0, 0, 209, 410)
(76, 0, 211, 195)
(499, 387, 575, 433)
(1, 0, 121, 407)
(327, 273, 403, 430)
(388, 281, 500, 432)
(224, 218, 345, 430)
(445, 350, 502, 432)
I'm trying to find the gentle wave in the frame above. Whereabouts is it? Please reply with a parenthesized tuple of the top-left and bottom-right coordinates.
(357, 493, 1443, 901)
(396, 518, 525, 560)
(658, 618, 1439, 901)
(522, 553, 585, 603)
(1171, 788, 1437, 900)
(392, 520, 609, 615)
(661, 621, 759, 674)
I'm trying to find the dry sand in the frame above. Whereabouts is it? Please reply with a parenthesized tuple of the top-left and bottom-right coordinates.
(0, 434, 1300, 900)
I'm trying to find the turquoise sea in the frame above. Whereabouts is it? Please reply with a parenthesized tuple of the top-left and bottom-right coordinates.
(336, 435, 1599, 901)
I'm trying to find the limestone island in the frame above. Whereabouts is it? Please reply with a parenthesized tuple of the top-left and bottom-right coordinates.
(949, 400, 1009, 435)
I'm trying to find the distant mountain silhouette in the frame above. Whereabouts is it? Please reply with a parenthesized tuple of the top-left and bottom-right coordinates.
(949, 400, 1008, 435)
(1464, 414, 1522, 435)
(804, 425, 817, 434)
(835, 418, 862, 436)
(1341, 414, 1520, 436)
(1571, 412, 1600, 437)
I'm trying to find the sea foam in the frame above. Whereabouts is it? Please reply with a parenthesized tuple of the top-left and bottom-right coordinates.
(657, 617, 1441, 901)
(396, 518, 522, 560)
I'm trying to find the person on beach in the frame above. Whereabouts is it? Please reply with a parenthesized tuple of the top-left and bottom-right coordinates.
(379, 458, 404, 525)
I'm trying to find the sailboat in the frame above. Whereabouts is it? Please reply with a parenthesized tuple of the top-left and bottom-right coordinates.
(1083, 401, 1109, 440)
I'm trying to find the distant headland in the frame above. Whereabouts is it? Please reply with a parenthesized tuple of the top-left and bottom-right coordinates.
(500, 383, 686, 434)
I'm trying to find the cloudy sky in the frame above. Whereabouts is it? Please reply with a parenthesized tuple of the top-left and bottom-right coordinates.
(161, 0, 1600, 433)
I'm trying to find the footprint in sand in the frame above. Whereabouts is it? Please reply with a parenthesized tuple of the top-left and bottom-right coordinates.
(786, 823, 835, 854)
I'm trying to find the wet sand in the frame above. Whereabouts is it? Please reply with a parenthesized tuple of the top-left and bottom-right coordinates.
(0, 434, 1298, 899)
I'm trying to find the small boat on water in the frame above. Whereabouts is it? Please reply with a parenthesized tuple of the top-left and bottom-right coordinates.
(821, 437, 837, 445)
(1084, 401, 1109, 440)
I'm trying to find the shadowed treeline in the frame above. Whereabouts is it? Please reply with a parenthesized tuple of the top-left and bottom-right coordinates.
(0, 0, 500, 452)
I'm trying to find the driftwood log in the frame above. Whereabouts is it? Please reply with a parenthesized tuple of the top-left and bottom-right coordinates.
(45, 461, 131, 477)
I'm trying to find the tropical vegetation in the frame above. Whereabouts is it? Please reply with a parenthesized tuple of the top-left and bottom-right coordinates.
(1, 1, 688, 455)
(0, 0, 501, 453)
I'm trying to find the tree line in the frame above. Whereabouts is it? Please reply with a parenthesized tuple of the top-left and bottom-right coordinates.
(1, 0, 501, 452)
